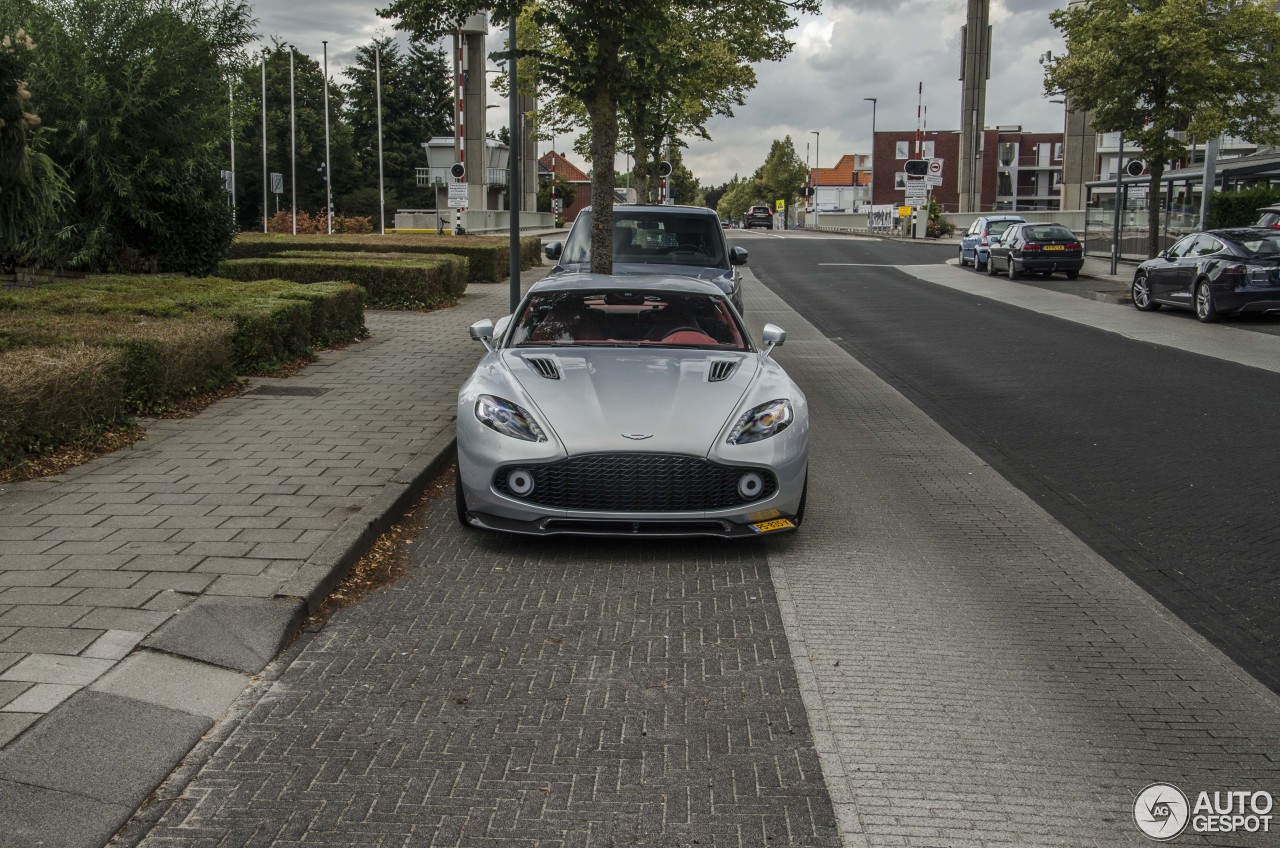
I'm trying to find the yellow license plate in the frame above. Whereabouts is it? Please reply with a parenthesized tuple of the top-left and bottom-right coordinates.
(1045, 244, 1065, 251)
(750, 518, 796, 534)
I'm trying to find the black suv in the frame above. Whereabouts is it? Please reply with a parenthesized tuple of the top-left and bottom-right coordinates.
(746, 205, 773, 229)
(544, 204, 749, 314)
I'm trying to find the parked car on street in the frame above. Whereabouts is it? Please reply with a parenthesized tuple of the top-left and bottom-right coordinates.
(1255, 205, 1280, 228)
(543, 204, 748, 314)
(1131, 227, 1280, 322)
(986, 223, 1084, 280)
(746, 205, 773, 229)
(456, 273, 809, 538)
(959, 215, 1025, 271)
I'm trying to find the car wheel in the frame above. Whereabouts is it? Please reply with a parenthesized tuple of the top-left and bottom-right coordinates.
(1007, 260, 1021, 280)
(959, 249, 969, 267)
(1195, 281, 1219, 323)
(986, 256, 999, 276)
(1065, 270, 1080, 280)
(1131, 274, 1160, 311)
(455, 472, 472, 529)
(975, 254, 987, 272)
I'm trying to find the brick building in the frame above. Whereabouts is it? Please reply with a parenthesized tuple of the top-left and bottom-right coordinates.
(872, 127, 1065, 213)
(538, 151, 592, 222)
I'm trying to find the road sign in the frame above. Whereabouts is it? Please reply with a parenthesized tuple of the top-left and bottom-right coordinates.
(448, 182, 469, 209)
(928, 158, 943, 176)
(270, 173, 283, 194)
(775, 199, 786, 212)
(924, 175, 943, 187)
(221, 169, 233, 193)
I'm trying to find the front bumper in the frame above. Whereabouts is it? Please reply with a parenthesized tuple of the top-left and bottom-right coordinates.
(464, 510, 800, 538)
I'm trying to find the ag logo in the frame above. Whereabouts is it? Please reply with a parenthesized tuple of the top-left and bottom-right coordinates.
(1134, 783, 1190, 840)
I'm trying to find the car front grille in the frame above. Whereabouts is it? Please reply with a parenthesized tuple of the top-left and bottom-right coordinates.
(493, 453, 777, 511)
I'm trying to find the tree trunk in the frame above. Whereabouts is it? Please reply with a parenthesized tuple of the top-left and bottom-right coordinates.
(586, 77, 618, 275)
(1148, 165, 1163, 259)
(632, 136, 647, 204)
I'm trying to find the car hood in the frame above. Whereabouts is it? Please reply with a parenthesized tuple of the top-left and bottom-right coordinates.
(502, 348, 758, 455)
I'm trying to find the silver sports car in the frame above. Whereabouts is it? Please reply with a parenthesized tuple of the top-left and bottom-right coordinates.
(455, 272, 809, 538)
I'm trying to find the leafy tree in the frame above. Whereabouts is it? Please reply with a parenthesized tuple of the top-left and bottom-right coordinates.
(754, 136, 805, 226)
(717, 176, 755, 222)
(23, 0, 253, 273)
(1045, 0, 1280, 257)
(381, 0, 816, 274)
(536, 173, 576, 213)
(0, 24, 68, 267)
(343, 37, 453, 223)
(667, 146, 700, 205)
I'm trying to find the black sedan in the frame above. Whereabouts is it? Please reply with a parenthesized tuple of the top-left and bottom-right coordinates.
(1131, 228, 1280, 322)
(986, 223, 1083, 280)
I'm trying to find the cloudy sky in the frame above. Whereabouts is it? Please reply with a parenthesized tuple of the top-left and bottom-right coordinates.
(249, 0, 1067, 186)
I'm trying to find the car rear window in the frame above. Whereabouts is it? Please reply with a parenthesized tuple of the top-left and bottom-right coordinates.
(988, 220, 1018, 236)
(561, 211, 727, 268)
(1232, 233, 1280, 256)
(1258, 212, 1280, 228)
(510, 290, 746, 349)
(1022, 226, 1076, 241)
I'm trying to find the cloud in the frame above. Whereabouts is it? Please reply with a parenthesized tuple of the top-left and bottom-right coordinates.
(248, 0, 1068, 187)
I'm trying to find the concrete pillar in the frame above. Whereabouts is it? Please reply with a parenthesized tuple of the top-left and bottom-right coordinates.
(957, 0, 990, 213)
(1061, 101, 1097, 210)
(520, 92, 538, 213)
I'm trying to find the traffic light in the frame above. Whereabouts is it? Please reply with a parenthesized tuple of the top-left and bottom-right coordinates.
(904, 159, 929, 177)
(1125, 159, 1145, 177)
(658, 160, 673, 178)
(450, 162, 466, 179)
(316, 162, 327, 182)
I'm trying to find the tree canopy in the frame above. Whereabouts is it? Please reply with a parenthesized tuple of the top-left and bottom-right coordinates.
(380, 0, 818, 273)
(19, 0, 255, 273)
(1045, 0, 1280, 256)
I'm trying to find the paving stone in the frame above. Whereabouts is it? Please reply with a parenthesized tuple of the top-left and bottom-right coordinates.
(0, 605, 91, 627)
(0, 540, 59, 556)
(0, 683, 79, 713)
(57, 570, 144, 589)
(193, 557, 268, 576)
(0, 586, 79, 605)
(50, 554, 136, 571)
(133, 573, 215, 593)
(0, 570, 73, 588)
(0, 653, 113, 686)
(68, 587, 160, 608)
(0, 627, 102, 655)
(73, 607, 171, 633)
(0, 554, 68, 571)
(0, 681, 31, 709)
(82, 630, 146, 661)
(205, 575, 283, 598)
(125, 555, 204, 573)
(142, 590, 197, 612)
(0, 527, 48, 541)
(0, 655, 17, 675)
(91, 651, 248, 719)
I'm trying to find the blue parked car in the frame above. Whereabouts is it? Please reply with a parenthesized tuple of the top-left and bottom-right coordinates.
(959, 215, 1025, 271)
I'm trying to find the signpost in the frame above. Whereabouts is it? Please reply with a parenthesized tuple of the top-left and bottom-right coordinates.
(448, 182, 469, 209)
(924, 158, 943, 188)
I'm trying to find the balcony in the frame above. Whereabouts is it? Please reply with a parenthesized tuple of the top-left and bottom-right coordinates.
(416, 167, 510, 188)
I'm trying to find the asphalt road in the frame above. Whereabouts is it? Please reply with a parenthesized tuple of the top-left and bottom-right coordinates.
(734, 229, 1280, 693)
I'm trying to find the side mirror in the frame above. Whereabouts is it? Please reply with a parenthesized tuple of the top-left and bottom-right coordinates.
(729, 246, 749, 266)
(469, 319, 495, 352)
(544, 241, 562, 260)
(493, 314, 512, 340)
(1158, 249, 1170, 260)
(760, 323, 785, 359)
(989, 235, 1002, 246)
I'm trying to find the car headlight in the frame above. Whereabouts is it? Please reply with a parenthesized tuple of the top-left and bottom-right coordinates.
(727, 399, 793, 445)
(475, 394, 547, 442)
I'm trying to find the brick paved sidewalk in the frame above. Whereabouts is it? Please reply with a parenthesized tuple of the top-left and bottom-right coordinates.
(0, 275, 537, 848)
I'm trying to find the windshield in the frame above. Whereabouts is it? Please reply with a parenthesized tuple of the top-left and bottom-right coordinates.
(509, 289, 747, 350)
(1233, 233, 1280, 256)
(1022, 226, 1076, 241)
(561, 211, 727, 268)
(988, 220, 1020, 237)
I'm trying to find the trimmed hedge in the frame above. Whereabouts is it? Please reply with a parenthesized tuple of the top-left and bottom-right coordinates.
(1207, 186, 1280, 229)
(0, 274, 366, 372)
(1, 274, 368, 470)
(228, 233, 543, 285)
(0, 314, 236, 412)
(0, 345, 129, 466)
(216, 253, 468, 310)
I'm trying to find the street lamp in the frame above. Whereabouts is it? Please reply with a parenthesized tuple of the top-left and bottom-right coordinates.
(811, 130, 820, 230)
(863, 97, 877, 209)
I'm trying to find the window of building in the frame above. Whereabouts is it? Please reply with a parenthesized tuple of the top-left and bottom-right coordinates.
(1053, 142, 1063, 161)
(997, 170, 1013, 197)
(895, 141, 909, 159)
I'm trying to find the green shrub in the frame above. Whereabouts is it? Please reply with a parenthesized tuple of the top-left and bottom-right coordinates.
(1207, 186, 1280, 229)
(0, 345, 128, 465)
(216, 254, 466, 310)
(229, 233, 544, 284)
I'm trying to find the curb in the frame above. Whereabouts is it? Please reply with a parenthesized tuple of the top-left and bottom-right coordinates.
(0, 429, 460, 848)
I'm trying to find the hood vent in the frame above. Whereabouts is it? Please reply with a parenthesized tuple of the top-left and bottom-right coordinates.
(525, 356, 561, 380)
(708, 360, 738, 382)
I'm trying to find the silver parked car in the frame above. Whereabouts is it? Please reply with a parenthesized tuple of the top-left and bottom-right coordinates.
(455, 273, 809, 538)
